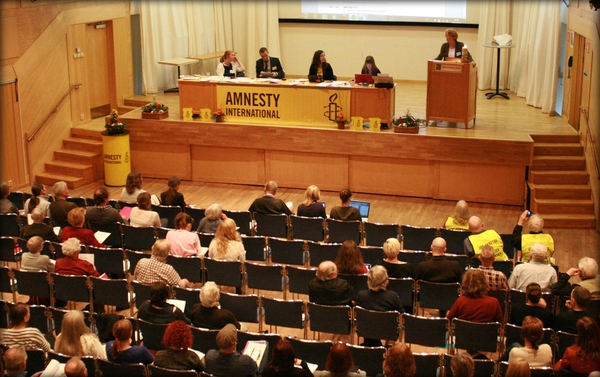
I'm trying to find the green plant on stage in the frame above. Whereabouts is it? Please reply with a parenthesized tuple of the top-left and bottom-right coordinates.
(141, 101, 168, 113)
(393, 109, 423, 127)
(211, 107, 225, 121)
(105, 109, 126, 134)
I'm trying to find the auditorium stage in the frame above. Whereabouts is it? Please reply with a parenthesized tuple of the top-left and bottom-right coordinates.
(80, 81, 577, 207)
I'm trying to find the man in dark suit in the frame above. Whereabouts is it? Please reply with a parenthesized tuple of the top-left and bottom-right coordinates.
(49, 180, 77, 225)
(309, 261, 355, 306)
(416, 237, 463, 283)
(255, 47, 284, 78)
(20, 207, 61, 242)
(248, 180, 292, 215)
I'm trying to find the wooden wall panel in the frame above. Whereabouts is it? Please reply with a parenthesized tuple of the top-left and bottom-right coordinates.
(191, 146, 265, 185)
(0, 82, 26, 185)
(110, 17, 134, 105)
(85, 23, 110, 109)
(67, 23, 91, 125)
(265, 151, 348, 191)
(349, 156, 434, 197)
(130, 141, 191, 181)
(437, 162, 526, 205)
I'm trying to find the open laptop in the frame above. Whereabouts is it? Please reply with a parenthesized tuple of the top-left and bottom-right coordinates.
(349, 200, 371, 222)
(354, 73, 373, 84)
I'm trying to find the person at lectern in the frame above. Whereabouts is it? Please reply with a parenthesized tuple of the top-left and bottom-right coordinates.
(216, 50, 246, 77)
(434, 28, 474, 63)
(361, 55, 381, 76)
(309, 50, 335, 81)
(255, 47, 285, 78)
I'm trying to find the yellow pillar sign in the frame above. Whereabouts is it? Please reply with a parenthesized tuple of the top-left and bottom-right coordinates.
(369, 117, 381, 132)
(351, 116, 364, 130)
(200, 108, 212, 122)
(182, 107, 194, 121)
(102, 131, 131, 186)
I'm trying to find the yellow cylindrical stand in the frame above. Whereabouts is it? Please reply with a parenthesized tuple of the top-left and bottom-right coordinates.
(101, 130, 131, 186)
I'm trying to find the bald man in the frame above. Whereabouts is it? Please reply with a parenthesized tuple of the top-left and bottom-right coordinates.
(65, 357, 87, 377)
(415, 237, 463, 283)
(463, 216, 507, 261)
(308, 261, 355, 305)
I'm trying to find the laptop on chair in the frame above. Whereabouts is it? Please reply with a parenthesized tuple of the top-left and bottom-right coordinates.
(349, 200, 371, 222)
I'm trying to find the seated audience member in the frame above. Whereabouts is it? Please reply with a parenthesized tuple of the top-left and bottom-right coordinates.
(120, 171, 147, 204)
(477, 245, 509, 291)
(255, 47, 285, 79)
(248, 180, 292, 215)
(134, 239, 190, 287)
(555, 316, 600, 375)
(376, 238, 414, 278)
(64, 357, 87, 377)
(216, 50, 246, 77)
(166, 212, 202, 257)
(506, 357, 531, 377)
(450, 352, 474, 377)
(356, 266, 404, 346)
(308, 50, 335, 81)
(511, 210, 554, 263)
(375, 342, 415, 377)
(137, 281, 190, 325)
(208, 218, 246, 262)
(60, 208, 105, 247)
(335, 240, 368, 275)
(464, 216, 508, 260)
(0, 182, 19, 214)
(3, 346, 27, 377)
(204, 324, 258, 377)
(20, 207, 61, 242)
(262, 338, 313, 377)
(308, 261, 355, 306)
(153, 320, 205, 372)
(361, 55, 381, 76)
(509, 282, 553, 328)
(191, 281, 242, 330)
(54, 310, 107, 359)
(447, 269, 503, 323)
(161, 176, 186, 209)
(23, 181, 50, 218)
(554, 286, 592, 334)
(0, 303, 51, 351)
(129, 192, 160, 228)
(296, 185, 326, 218)
(415, 237, 463, 283)
(443, 199, 470, 230)
(55, 237, 100, 277)
(49, 181, 78, 224)
(197, 203, 226, 233)
(329, 188, 361, 222)
(85, 187, 124, 230)
(21, 236, 55, 272)
(507, 316, 553, 367)
(105, 319, 153, 364)
(508, 242, 557, 291)
(552, 256, 600, 299)
(320, 342, 365, 377)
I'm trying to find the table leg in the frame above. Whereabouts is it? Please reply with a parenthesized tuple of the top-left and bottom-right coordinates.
(486, 48, 510, 99)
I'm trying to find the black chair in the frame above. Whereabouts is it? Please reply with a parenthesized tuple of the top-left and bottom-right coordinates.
(286, 265, 317, 297)
(47, 351, 97, 377)
(358, 246, 384, 268)
(451, 318, 502, 357)
(245, 262, 287, 296)
(504, 323, 554, 353)
(167, 255, 203, 282)
(25, 348, 47, 375)
(152, 204, 183, 228)
(49, 273, 93, 310)
(338, 273, 368, 298)
(126, 250, 152, 275)
(387, 278, 415, 314)
(354, 305, 401, 344)
(346, 343, 386, 377)
(50, 242, 66, 259)
(89, 222, 123, 248)
(89, 276, 134, 316)
(0, 265, 15, 302)
(397, 250, 430, 272)
(416, 280, 460, 314)
(499, 233, 516, 260)
(7, 191, 25, 210)
(307, 302, 352, 339)
(172, 286, 201, 318)
(307, 241, 341, 267)
(136, 318, 169, 351)
(400, 224, 437, 251)
(253, 212, 288, 238)
(0, 299, 9, 328)
(88, 246, 126, 278)
(97, 358, 147, 377)
(241, 235, 268, 262)
(223, 210, 252, 236)
(268, 237, 307, 266)
(156, 227, 169, 239)
(402, 313, 449, 348)
(236, 330, 282, 364)
(147, 364, 198, 377)
(198, 232, 214, 248)
(66, 196, 86, 207)
(290, 215, 325, 242)
(218, 292, 263, 327)
(286, 336, 332, 371)
(21, 303, 51, 336)
(121, 225, 156, 251)
(49, 307, 93, 335)
(509, 289, 555, 319)
(131, 280, 153, 308)
(0, 236, 20, 266)
(11, 269, 50, 305)
(203, 258, 245, 291)
(0, 214, 20, 237)
(488, 289, 508, 322)
(439, 228, 471, 255)
(325, 218, 361, 244)
(185, 207, 206, 228)
(363, 222, 399, 247)
(261, 296, 306, 337)
(555, 330, 577, 362)
(493, 260, 514, 279)
(189, 326, 220, 354)
(445, 253, 469, 271)
(413, 352, 442, 377)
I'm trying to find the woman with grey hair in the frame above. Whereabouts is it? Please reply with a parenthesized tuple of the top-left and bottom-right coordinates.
(511, 210, 554, 263)
(190, 281, 242, 330)
(356, 265, 404, 346)
(55, 237, 100, 277)
(196, 203, 226, 233)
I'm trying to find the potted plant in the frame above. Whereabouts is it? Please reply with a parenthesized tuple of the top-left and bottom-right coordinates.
(104, 109, 126, 134)
(393, 109, 422, 134)
(333, 112, 349, 129)
(212, 107, 225, 122)
(141, 101, 169, 120)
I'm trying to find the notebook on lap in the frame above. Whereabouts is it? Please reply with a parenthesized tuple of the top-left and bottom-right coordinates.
(349, 200, 371, 222)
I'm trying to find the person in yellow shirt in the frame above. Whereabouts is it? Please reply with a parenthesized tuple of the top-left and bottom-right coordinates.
(463, 216, 508, 261)
(443, 200, 470, 230)
(511, 210, 554, 263)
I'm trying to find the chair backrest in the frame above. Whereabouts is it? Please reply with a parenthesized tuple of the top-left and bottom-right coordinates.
(451, 318, 502, 355)
(363, 222, 399, 247)
(185, 207, 206, 228)
(253, 212, 288, 238)
(261, 296, 306, 331)
(166, 255, 203, 282)
(555, 330, 577, 362)
(493, 259, 514, 279)
(307, 302, 352, 336)
(416, 280, 460, 313)
(285, 336, 332, 371)
(152, 204, 183, 229)
(397, 250, 430, 272)
(148, 364, 198, 377)
(25, 348, 47, 375)
(307, 241, 341, 267)
(286, 265, 317, 296)
(445, 254, 469, 271)
(290, 215, 325, 242)
(400, 224, 437, 251)
(241, 235, 268, 262)
(337, 273, 368, 298)
(245, 262, 286, 294)
(354, 305, 401, 342)
(172, 286, 201, 318)
(97, 358, 147, 377)
(402, 313, 449, 348)
(325, 218, 361, 244)
(0, 236, 18, 264)
(236, 331, 282, 364)
(488, 289, 508, 322)
(219, 292, 262, 324)
(89, 222, 123, 248)
(203, 258, 244, 288)
(439, 228, 471, 255)
(346, 343, 386, 377)
(509, 289, 555, 318)
(413, 352, 442, 377)
(198, 232, 214, 248)
(89, 276, 133, 316)
(23, 304, 51, 335)
(358, 246, 385, 268)
(131, 280, 153, 308)
(66, 196, 86, 207)
(268, 237, 307, 266)
(0, 265, 14, 298)
(223, 210, 252, 236)
(121, 224, 156, 251)
(7, 192, 25, 210)
(136, 318, 168, 351)
(189, 326, 219, 354)
(126, 250, 151, 275)
(0, 214, 20, 237)
(88, 246, 126, 278)
(387, 278, 415, 313)
(504, 323, 555, 352)
(156, 227, 169, 239)
(12, 269, 50, 299)
(49, 273, 92, 307)
(0, 299, 8, 328)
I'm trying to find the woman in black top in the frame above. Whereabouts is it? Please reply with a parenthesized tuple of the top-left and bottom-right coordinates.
(160, 176, 186, 209)
(308, 50, 335, 81)
(297, 185, 326, 218)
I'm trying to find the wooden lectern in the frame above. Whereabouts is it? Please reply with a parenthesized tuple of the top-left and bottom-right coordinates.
(426, 60, 477, 128)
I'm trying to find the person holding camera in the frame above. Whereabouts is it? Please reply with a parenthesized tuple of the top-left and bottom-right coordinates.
(511, 210, 554, 263)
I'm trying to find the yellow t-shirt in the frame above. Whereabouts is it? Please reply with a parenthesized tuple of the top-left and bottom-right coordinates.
(521, 233, 554, 263)
(468, 229, 508, 261)
(444, 217, 469, 230)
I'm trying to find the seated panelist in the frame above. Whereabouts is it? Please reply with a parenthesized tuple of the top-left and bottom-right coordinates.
(361, 55, 381, 76)
(308, 49, 335, 81)
(216, 50, 246, 77)
(255, 47, 284, 78)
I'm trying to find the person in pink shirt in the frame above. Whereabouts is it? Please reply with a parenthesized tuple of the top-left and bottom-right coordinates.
(166, 212, 202, 257)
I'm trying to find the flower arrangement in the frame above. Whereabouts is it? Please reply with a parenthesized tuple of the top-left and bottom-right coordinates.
(105, 109, 126, 134)
(212, 107, 225, 121)
(393, 109, 423, 127)
(141, 101, 168, 114)
(333, 112, 349, 129)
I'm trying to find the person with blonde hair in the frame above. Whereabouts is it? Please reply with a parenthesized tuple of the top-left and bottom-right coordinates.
(451, 351, 474, 377)
(21, 235, 55, 272)
(505, 357, 531, 377)
(447, 269, 503, 323)
(197, 203, 226, 233)
(60, 207, 104, 247)
(443, 200, 470, 230)
(216, 50, 246, 77)
(377, 238, 414, 278)
(134, 239, 190, 287)
(105, 319, 153, 364)
(508, 316, 552, 367)
(191, 281, 242, 329)
(512, 210, 554, 263)
(166, 212, 202, 257)
(55, 237, 100, 277)
(296, 185, 326, 218)
(434, 28, 474, 63)
(208, 218, 245, 262)
(54, 310, 106, 359)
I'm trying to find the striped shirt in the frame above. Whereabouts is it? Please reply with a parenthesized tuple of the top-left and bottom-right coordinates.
(1, 327, 51, 352)
(134, 257, 181, 286)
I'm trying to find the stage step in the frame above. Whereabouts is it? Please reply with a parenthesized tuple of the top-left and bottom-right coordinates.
(529, 170, 589, 185)
(541, 214, 597, 229)
(533, 199, 595, 215)
(54, 148, 99, 165)
(530, 134, 580, 144)
(531, 156, 586, 170)
(44, 160, 94, 182)
(70, 128, 102, 141)
(35, 172, 85, 189)
(124, 98, 151, 107)
(533, 143, 583, 156)
(63, 137, 103, 154)
(530, 183, 592, 200)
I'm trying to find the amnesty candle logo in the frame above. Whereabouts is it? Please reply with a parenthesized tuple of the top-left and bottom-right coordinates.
(324, 93, 343, 121)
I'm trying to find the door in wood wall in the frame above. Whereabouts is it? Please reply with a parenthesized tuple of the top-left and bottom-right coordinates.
(85, 23, 111, 119)
(579, 37, 592, 144)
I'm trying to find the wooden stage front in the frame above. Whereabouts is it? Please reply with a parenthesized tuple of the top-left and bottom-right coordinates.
(89, 81, 576, 207)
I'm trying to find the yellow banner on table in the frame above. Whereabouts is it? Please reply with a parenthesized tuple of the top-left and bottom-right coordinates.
(182, 107, 194, 121)
(199, 108, 212, 122)
(215, 83, 351, 127)
(369, 117, 381, 132)
(351, 116, 364, 130)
